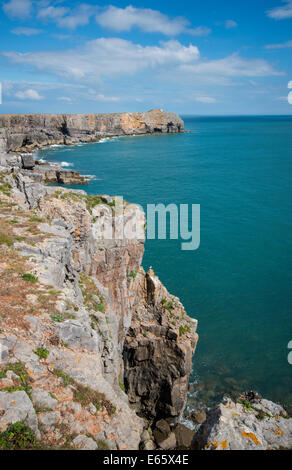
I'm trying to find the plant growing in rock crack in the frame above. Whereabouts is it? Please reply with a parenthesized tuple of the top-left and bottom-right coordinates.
(29, 216, 44, 223)
(51, 368, 115, 415)
(240, 400, 254, 411)
(50, 314, 65, 323)
(0, 362, 31, 397)
(79, 273, 106, 314)
(127, 270, 138, 279)
(0, 234, 13, 246)
(22, 273, 38, 283)
(33, 347, 49, 360)
(179, 325, 191, 337)
(0, 422, 37, 450)
(161, 299, 174, 311)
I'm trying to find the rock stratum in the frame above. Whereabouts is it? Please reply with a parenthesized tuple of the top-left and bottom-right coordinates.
(0, 151, 197, 450)
(0, 110, 184, 153)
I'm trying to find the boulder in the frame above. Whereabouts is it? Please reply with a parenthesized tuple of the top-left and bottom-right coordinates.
(153, 419, 171, 445)
(21, 154, 35, 170)
(192, 397, 292, 451)
(191, 409, 207, 424)
(31, 389, 58, 411)
(159, 432, 177, 450)
(174, 423, 195, 449)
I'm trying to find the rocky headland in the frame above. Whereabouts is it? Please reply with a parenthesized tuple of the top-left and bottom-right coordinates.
(0, 109, 184, 153)
(0, 111, 291, 451)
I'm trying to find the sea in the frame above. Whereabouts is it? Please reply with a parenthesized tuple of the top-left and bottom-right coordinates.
(37, 115, 292, 415)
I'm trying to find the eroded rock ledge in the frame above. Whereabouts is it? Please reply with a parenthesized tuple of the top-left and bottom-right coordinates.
(0, 110, 184, 153)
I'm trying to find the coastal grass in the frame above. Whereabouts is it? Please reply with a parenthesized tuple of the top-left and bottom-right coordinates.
(22, 273, 38, 283)
(51, 367, 115, 415)
(79, 273, 107, 314)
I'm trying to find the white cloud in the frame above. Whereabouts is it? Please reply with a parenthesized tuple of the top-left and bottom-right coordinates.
(288, 80, 292, 88)
(11, 27, 43, 36)
(180, 54, 282, 78)
(267, 0, 292, 19)
(266, 40, 292, 49)
(15, 89, 43, 100)
(95, 94, 120, 102)
(3, 0, 32, 18)
(2, 40, 281, 97)
(3, 38, 200, 81)
(190, 26, 212, 36)
(37, 3, 98, 29)
(37, 5, 69, 22)
(96, 5, 211, 36)
(195, 96, 217, 103)
(58, 96, 73, 103)
(225, 20, 238, 29)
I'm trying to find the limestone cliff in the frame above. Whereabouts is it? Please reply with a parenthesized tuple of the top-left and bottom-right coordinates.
(0, 110, 184, 153)
(0, 157, 197, 450)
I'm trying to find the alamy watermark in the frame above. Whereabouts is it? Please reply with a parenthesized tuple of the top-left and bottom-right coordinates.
(92, 197, 200, 251)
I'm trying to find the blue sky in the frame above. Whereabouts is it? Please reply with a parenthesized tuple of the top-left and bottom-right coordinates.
(0, 0, 292, 114)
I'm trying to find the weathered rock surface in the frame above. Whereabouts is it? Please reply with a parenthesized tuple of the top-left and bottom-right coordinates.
(73, 434, 98, 450)
(192, 396, 292, 450)
(0, 167, 196, 450)
(0, 110, 184, 153)
(31, 389, 58, 411)
(0, 391, 40, 439)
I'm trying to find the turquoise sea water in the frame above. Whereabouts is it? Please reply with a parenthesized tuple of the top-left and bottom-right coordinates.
(38, 116, 292, 411)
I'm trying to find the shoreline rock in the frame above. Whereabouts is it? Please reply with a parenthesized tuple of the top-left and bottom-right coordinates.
(191, 395, 292, 451)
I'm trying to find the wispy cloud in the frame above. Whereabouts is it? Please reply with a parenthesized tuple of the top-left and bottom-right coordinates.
(37, 3, 98, 29)
(3, 0, 32, 19)
(225, 20, 238, 29)
(95, 94, 120, 102)
(266, 40, 292, 49)
(96, 5, 211, 36)
(180, 54, 282, 78)
(267, 0, 292, 19)
(11, 27, 43, 36)
(194, 96, 217, 103)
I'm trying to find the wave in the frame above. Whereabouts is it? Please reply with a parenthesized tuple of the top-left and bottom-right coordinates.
(60, 161, 74, 167)
(83, 174, 100, 181)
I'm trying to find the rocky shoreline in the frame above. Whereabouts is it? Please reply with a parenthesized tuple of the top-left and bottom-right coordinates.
(0, 111, 291, 451)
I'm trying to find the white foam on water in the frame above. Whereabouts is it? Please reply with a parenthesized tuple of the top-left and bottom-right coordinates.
(60, 161, 74, 167)
(84, 175, 99, 181)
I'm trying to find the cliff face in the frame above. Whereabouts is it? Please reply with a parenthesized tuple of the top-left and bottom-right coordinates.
(0, 110, 184, 153)
(0, 160, 197, 450)
(124, 270, 198, 422)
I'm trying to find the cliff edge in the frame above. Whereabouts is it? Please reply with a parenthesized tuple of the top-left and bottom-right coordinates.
(0, 110, 184, 153)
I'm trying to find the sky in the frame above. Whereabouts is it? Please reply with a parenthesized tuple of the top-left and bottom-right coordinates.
(0, 0, 292, 115)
